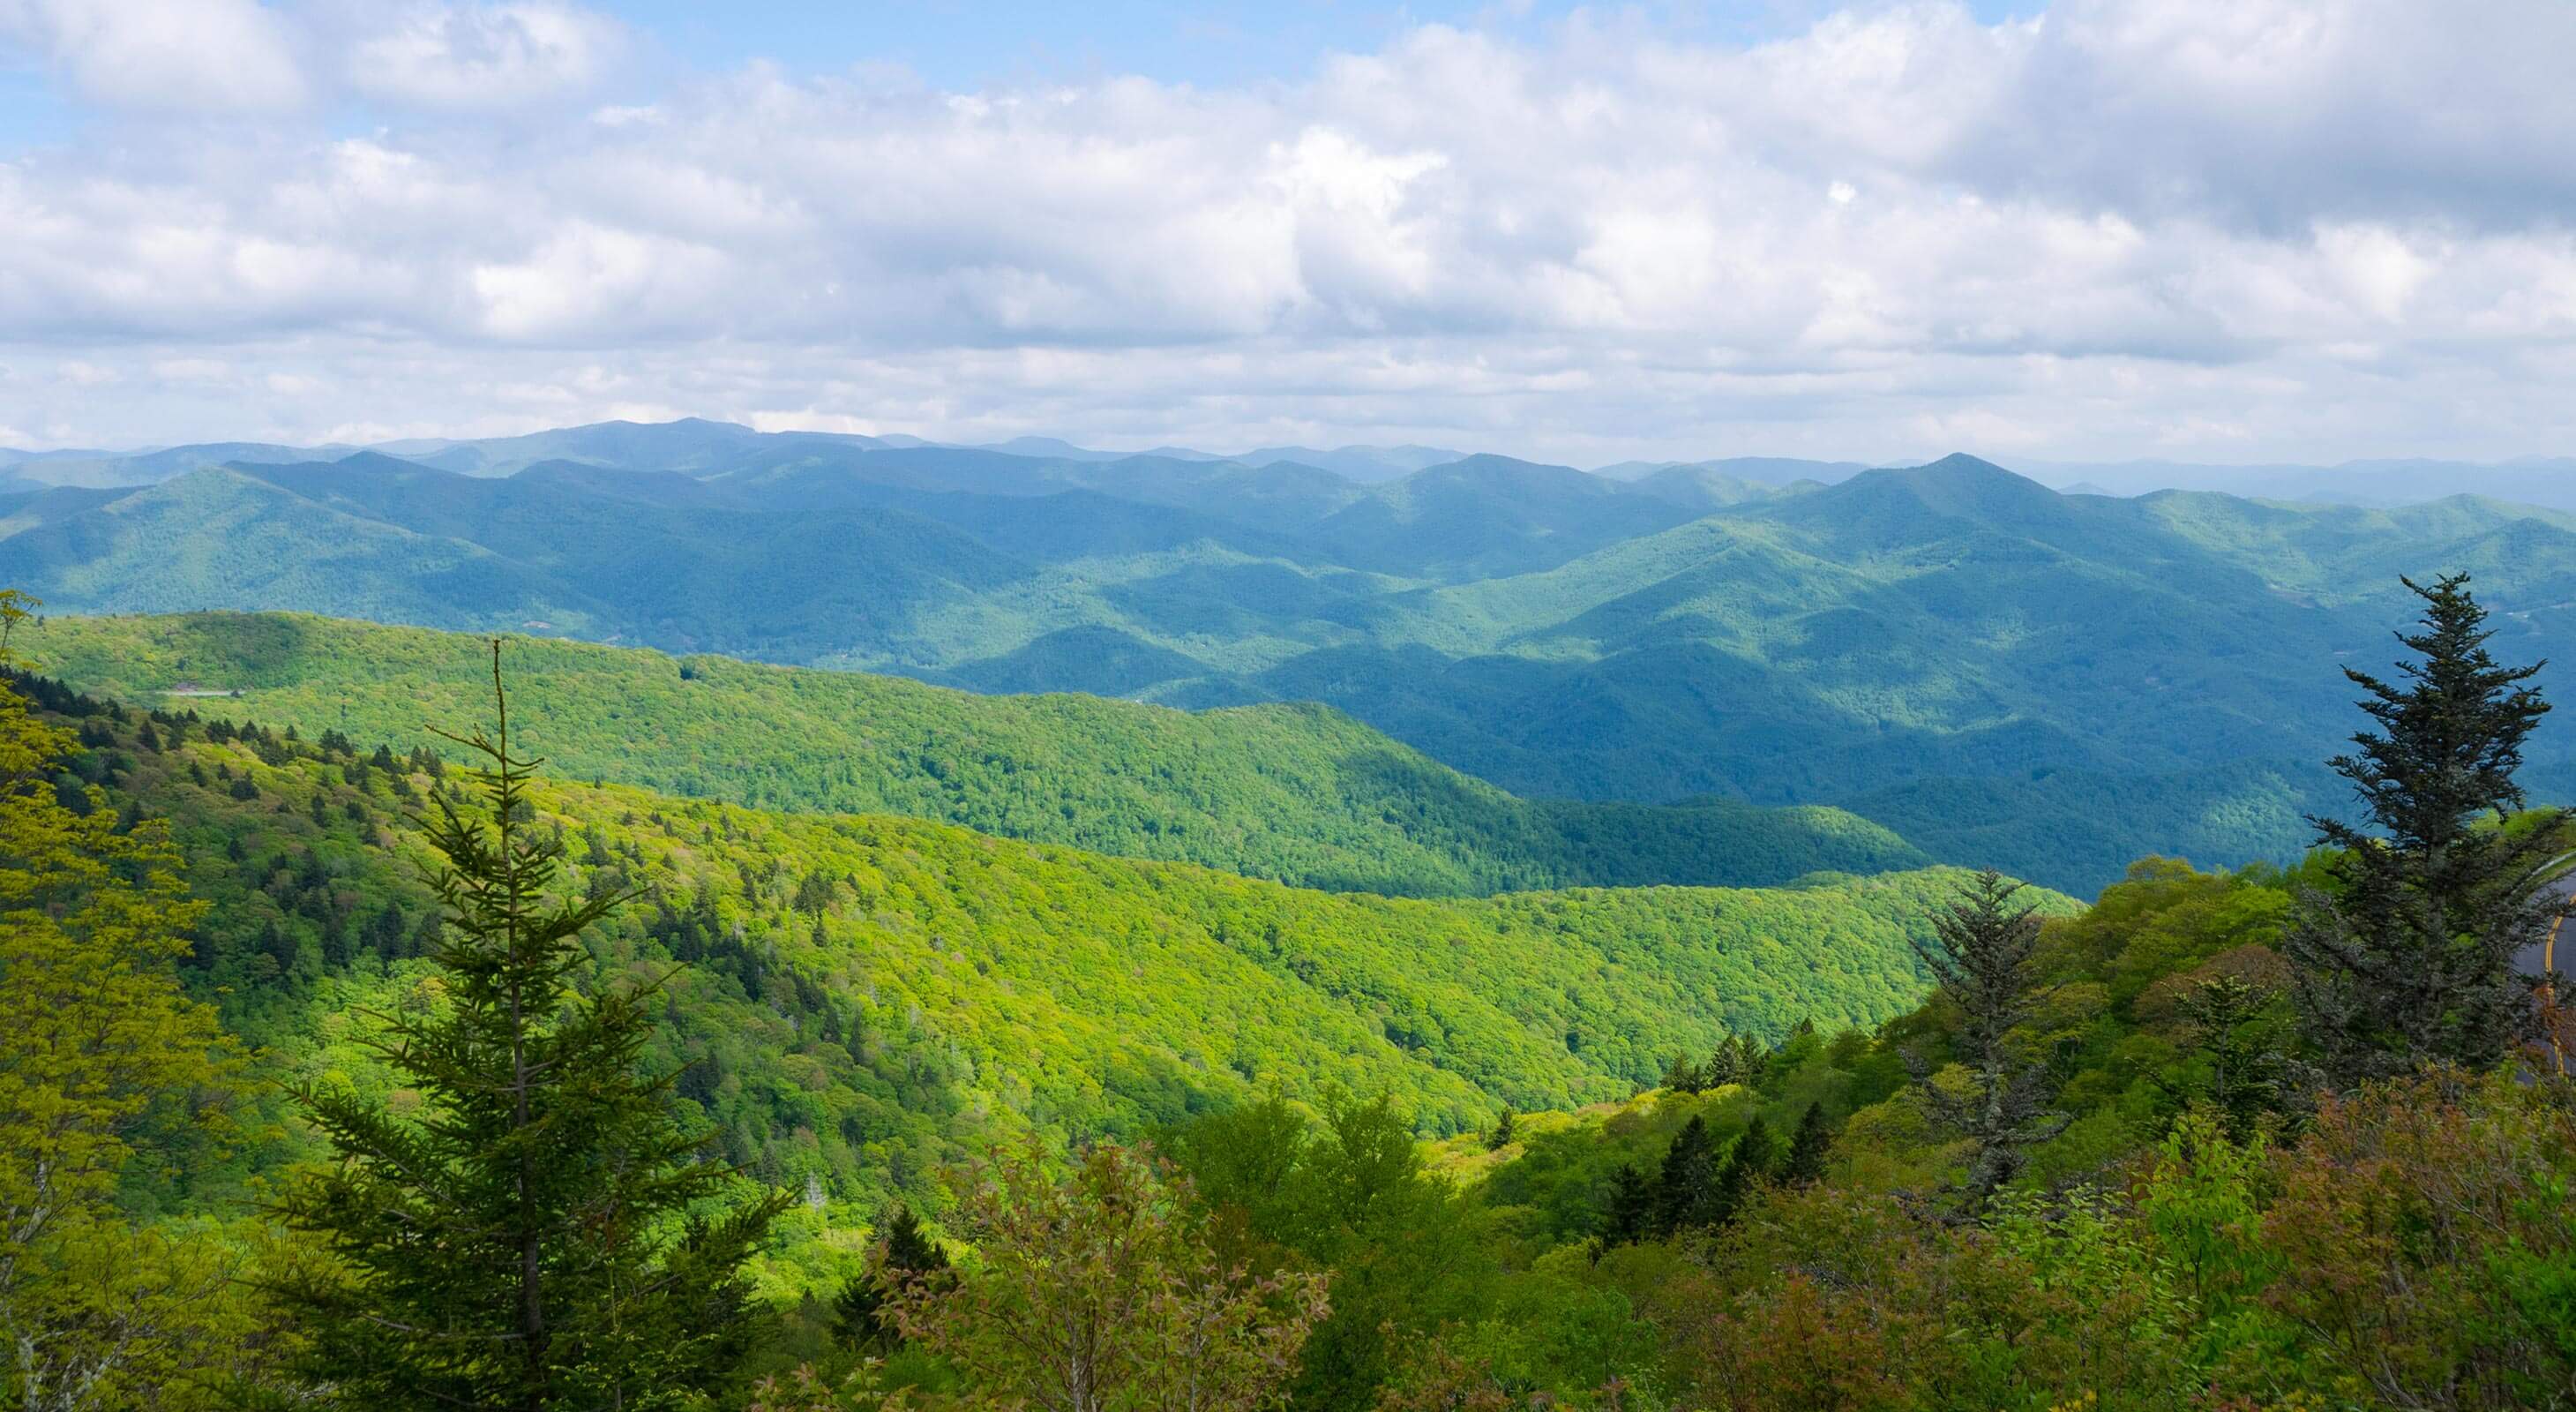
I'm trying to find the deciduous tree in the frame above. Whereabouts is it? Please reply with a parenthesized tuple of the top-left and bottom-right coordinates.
(890, 1140, 1328, 1412)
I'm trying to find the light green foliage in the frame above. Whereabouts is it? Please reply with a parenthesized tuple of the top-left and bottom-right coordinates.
(36, 612, 1928, 898)
(1164, 1090, 1663, 1410)
(0, 591, 255, 1409)
(886, 1141, 1329, 1412)
(266, 651, 785, 1410)
(23, 665, 2048, 1232)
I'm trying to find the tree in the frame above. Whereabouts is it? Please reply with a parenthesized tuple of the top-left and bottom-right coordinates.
(1780, 1102, 1833, 1186)
(792, 869, 839, 924)
(1652, 1116, 1720, 1236)
(1486, 1107, 1516, 1152)
(888, 1140, 1328, 1412)
(0, 589, 246, 1410)
(833, 1205, 950, 1356)
(1598, 1163, 1655, 1251)
(269, 641, 787, 1411)
(2287, 574, 2567, 1085)
(1707, 1115, 1781, 1229)
(2161, 976, 2293, 1141)
(1661, 1053, 1709, 1094)
(1906, 868, 2068, 1216)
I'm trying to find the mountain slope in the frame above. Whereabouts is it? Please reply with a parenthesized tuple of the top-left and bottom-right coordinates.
(28, 669, 2056, 1220)
(34, 612, 1931, 897)
(17, 432, 2576, 892)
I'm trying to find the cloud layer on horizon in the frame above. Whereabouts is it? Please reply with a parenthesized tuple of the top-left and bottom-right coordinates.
(2, 0, 2572, 465)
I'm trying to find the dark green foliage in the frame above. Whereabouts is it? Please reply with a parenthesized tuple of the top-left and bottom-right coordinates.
(266, 648, 786, 1410)
(1906, 868, 2069, 1215)
(1716, 1113, 1780, 1209)
(1780, 1101, 1832, 1184)
(1651, 1115, 1719, 1236)
(832, 1205, 949, 1356)
(1486, 1107, 1516, 1151)
(1659, 1053, 1709, 1094)
(2161, 975, 2295, 1140)
(1166, 1089, 1498, 1411)
(2288, 573, 2567, 1084)
(1597, 1163, 1653, 1250)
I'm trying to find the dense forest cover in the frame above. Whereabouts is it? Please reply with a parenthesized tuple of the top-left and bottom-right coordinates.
(8, 577, 2572, 1411)
(22, 431, 2576, 890)
(32, 611, 1928, 897)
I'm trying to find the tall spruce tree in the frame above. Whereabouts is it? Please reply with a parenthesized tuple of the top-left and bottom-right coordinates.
(271, 642, 787, 1410)
(1598, 1164, 1655, 1251)
(1651, 1115, 1719, 1236)
(1705, 1114, 1781, 1229)
(833, 1205, 951, 1356)
(2288, 574, 2567, 1085)
(1780, 1102, 1834, 1185)
(1906, 867, 2067, 1217)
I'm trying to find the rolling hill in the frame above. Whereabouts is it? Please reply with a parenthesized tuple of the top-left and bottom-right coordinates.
(14, 420, 2576, 890)
(32, 612, 1928, 898)
(26, 665, 2057, 1220)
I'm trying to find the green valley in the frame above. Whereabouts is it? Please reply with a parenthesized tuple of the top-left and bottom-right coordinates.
(28, 661, 2038, 1220)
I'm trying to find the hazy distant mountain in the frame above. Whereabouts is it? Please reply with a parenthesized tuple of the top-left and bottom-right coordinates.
(0, 439, 358, 488)
(1591, 456, 1876, 486)
(2017, 455, 2576, 510)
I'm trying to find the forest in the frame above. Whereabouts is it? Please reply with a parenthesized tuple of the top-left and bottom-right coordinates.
(5, 574, 2573, 1411)
(26, 429, 2576, 891)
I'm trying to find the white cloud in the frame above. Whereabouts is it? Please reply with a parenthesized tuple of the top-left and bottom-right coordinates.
(2, 1, 2573, 463)
(345, 2, 625, 109)
(0, 0, 305, 112)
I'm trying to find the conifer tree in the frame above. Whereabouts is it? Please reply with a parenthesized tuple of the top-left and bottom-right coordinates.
(1651, 1115, 1719, 1236)
(2287, 573, 2567, 1085)
(271, 642, 787, 1411)
(834, 1205, 950, 1355)
(2161, 976, 2293, 1139)
(1486, 1107, 1516, 1152)
(1598, 1164, 1654, 1250)
(1660, 1053, 1708, 1094)
(1906, 867, 2067, 1216)
(1702, 1041, 1736, 1087)
(1706, 1114, 1779, 1228)
(1780, 1101, 1833, 1186)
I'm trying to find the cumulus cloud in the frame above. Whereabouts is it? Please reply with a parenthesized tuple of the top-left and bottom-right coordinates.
(0, 0, 305, 112)
(0, 0, 2572, 463)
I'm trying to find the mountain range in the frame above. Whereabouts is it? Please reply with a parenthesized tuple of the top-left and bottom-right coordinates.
(12, 417, 2576, 507)
(14, 417, 2576, 890)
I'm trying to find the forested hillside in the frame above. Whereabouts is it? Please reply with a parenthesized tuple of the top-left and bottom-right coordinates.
(12, 571, 2572, 1412)
(15, 423, 2576, 890)
(36, 612, 1927, 897)
(32, 664, 2018, 1220)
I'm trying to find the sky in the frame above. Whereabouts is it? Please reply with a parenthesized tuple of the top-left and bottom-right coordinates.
(0, 0, 2570, 466)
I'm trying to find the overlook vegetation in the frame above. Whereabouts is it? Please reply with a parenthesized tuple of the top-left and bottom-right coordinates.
(33, 612, 1928, 898)
(4, 571, 2572, 1412)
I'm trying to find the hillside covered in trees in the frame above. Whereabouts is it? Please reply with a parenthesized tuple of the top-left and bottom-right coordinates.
(18, 643, 2007, 1220)
(34, 612, 1928, 897)
(19, 427, 2576, 889)
(7, 573, 2572, 1412)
